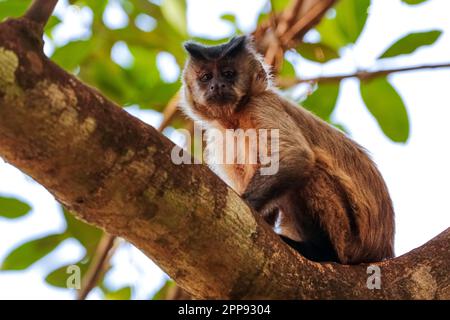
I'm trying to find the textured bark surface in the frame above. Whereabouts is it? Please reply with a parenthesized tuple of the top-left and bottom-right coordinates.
(0, 18, 449, 299)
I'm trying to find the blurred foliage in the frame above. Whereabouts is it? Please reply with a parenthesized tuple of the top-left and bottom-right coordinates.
(152, 279, 176, 300)
(0, 0, 443, 299)
(296, 42, 339, 63)
(301, 0, 438, 143)
(360, 77, 410, 143)
(402, 0, 428, 4)
(380, 30, 442, 58)
(0, 196, 31, 219)
(104, 286, 132, 300)
(303, 82, 341, 121)
(1, 233, 68, 270)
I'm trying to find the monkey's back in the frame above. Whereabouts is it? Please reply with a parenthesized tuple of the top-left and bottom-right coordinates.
(274, 93, 395, 263)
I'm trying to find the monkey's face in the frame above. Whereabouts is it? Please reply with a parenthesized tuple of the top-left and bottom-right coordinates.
(182, 36, 266, 120)
(186, 58, 246, 107)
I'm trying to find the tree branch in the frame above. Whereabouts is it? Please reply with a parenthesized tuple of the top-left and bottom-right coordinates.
(77, 90, 183, 300)
(280, 0, 337, 46)
(278, 62, 450, 87)
(254, 0, 337, 71)
(0, 18, 449, 299)
(158, 92, 181, 132)
(24, 0, 58, 30)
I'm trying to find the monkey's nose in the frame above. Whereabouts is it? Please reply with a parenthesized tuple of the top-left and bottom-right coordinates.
(210, 83, 226, 91)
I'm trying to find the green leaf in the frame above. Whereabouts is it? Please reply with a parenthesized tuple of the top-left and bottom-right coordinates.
(105, 286, 132, 300)
(360, 77, 410, 143)
(316, 17, 348, 51)
(86, 59, 134, 105)
(0, 0, 32, 20)
(257, 12, 270, 26)
(0, 1, 58, 34)
(303, 82, 341, 120)
(379, 30, 442, 58)
(145, 82, 180, 110)
(316, 0, 370, 49)
(279, 59, 296, 78)
(45, 261, 89, 288)
(161, 0, 187, 37)
(70, 0, 108, 19)
(220, 14, 236, 25)
(402, 0, 428, 5)
(335, 0, 371, 44)
(0, 196, 31, 219)
(296, 42, 339, 63)
(51, 40, 93, 70)
(152, 280, 175, 300)
(44, 16, 62, 37)
(1, 234, 67, 270)
(63, 208, 102, 255)
(270, 0, 290, 12)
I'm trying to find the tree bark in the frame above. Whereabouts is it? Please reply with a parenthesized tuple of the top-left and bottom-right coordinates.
(0, 17, 449, 300)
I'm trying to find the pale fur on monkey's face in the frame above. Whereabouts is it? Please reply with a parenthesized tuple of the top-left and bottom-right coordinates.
(184, 56, 247, 106)
(181, 36, 269, 121)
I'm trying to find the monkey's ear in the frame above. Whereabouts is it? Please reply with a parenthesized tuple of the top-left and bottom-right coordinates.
(184, 41, 207, 60)
(222, 35, 248, 58)
(251, 58, 272, 94)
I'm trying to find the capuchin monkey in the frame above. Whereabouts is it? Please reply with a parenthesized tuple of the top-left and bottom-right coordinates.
(180, 35, 395, 264)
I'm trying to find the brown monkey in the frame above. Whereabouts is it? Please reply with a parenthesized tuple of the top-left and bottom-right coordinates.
(180, 36, 395, 264)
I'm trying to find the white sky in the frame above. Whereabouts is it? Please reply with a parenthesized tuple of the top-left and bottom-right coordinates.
(1, 0, 450, 299)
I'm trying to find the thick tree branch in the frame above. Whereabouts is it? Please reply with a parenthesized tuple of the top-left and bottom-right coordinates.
(77, 91, 183, 300)
(1, 18, 449, 299)
(278, 62, 450, 87)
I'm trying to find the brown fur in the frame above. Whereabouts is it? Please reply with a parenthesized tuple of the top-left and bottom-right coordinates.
(180, 36, 395, 264)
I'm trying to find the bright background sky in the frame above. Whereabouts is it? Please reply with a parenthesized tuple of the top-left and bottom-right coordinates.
(1, 0, 450, 299)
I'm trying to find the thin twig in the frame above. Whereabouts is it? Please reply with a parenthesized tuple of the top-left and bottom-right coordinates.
(77, 234, 117, 300)
(24, 0, 59, 29)
(281, 0, 336, 46)
(265, 0, 309, 70)
(276, 0, 304, 35)
(158, 92, 181, 131)
(278, 62, 450, 87)
(261, 0, 337, 72)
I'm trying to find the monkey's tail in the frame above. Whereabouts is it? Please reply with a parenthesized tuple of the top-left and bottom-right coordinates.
(312, 147, 373, 260)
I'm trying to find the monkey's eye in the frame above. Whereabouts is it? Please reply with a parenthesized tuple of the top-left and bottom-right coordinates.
(200, 73, 213, 82)
(222, 70, 235, 79)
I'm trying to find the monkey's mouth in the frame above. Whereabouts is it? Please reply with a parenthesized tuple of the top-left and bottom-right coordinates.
(206, 92, 237, 105)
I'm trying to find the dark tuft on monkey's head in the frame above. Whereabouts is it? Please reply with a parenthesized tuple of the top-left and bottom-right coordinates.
(184, 36, 248, 61)
(181, 35, 271, 121)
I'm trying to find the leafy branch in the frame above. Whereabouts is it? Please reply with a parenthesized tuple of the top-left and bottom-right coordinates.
(278, 62, 450, 87)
